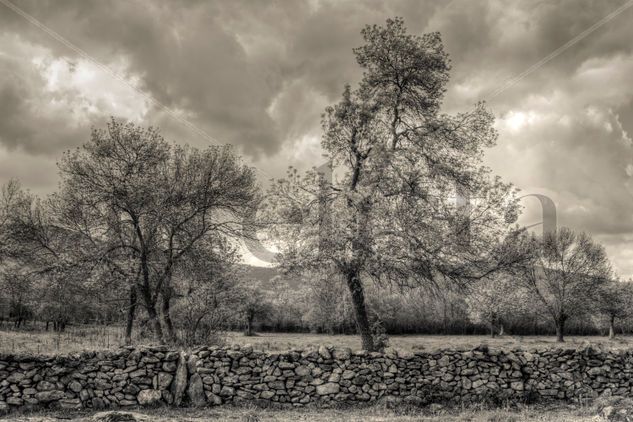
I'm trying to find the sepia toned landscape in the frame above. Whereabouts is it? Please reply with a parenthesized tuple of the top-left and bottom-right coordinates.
(2, 0, 633, 421)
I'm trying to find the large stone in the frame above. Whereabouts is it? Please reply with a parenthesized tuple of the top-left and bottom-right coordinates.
(318, 346, 331, 360)
(332, 348, 352, 360)
(295, 366, 311, 376)
(316, 383, 340, 395)
(68, 380, 83, 393)
(342, 370, 355, 380)
(171, 352, 188, 406)
(186, 374, 206, 407)
(137, 389, 162, 406)
(35, 390, 66, 402)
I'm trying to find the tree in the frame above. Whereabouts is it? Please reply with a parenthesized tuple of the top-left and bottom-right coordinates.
(518, 227, 611, 342)
(593, 280, 633, 339)
(265, 18, 522, 350)
(171, 237, 241, 346)
(466, 275, 527, 337)
(25, 118, 258, 343)
(236, 281, 272, 336)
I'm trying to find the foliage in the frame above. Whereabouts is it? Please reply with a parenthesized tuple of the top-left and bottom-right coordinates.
(265, 17, 522, 351)
(465, 275, 529, 337)
(592, 279, 633, 338)
(517, 227, 612, 342)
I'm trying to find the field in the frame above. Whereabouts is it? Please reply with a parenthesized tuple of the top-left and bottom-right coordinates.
(3, 404, 600, 422)
(1, 324, 633, 355)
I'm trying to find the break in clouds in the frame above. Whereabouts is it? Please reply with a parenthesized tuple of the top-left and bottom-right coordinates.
(0, 0, 633, 276)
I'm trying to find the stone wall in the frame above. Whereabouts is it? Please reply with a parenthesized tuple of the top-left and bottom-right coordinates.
(1, 344, 631, 413)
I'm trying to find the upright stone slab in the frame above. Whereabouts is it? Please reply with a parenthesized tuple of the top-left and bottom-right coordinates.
(187, 373, 206, 407)
(170, 351, 188, 406)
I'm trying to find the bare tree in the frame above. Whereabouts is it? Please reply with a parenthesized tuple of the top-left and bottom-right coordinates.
(593, 280, 633, 339)
(265, 18, 522, 351)
(466, 275, 528, 337)
(518, 227, 611, 342)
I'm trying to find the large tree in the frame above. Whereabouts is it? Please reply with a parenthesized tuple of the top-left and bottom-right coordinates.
(37, 118, 258, 343)
(266, 18, 522, 351)
(518, 227, 611, 342)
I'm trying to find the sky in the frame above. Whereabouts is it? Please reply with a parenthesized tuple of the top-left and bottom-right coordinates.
(1, 0, 633, 276)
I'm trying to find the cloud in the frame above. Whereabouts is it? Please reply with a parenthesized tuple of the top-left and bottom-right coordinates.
(1, 0, 633, 274)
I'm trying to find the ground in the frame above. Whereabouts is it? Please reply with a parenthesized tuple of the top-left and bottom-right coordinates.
(0, 404, 601, 422)
(0, 324, 631, 355)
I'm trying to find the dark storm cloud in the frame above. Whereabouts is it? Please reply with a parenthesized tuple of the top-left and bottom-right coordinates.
(1, 0, 633, 274)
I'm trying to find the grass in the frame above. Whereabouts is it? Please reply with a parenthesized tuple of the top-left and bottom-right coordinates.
(2, 403, 600, 421)
(2, 324, 633, 355)
(226, 331, 633, 352)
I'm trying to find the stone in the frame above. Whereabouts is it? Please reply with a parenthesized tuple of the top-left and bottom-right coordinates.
(206, 392, 222, 406)
(37, 381, 57, 391)
(59, 398, 82, 409)
(171, 352, 188, 406)
(511, 381, 524, 391)
(342, 370, 355, 380)
(35, 390, 66, 402)
(332, 348, 352, 360)
(158, 372, 173, 390)
(69, 380, 83, 393)
(137, 389, 162, 406)
(220, 386, 235, 397)
(295, 366, 311, 376)
(6, 397, 23, 406)
(92, 411, 151, 421)
(403, 395, 423, 406)
(260, 391, 275, 399)
(318, 346, 331, 360)
(186, 374, 206, 407)
(316, 383, 340, 395)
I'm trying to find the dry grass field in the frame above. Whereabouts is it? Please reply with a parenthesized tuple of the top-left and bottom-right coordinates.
(2, 404, 600, 422)
(1, 324, 632, 355)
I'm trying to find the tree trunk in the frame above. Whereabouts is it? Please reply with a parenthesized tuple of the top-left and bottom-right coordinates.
(147, 305, 164, 344)
(139, 283, 163, 343)
(246, 313, 253, 336)
(490, 323, 496, 338)
(125, 286, 137, 345)
(161, 293, 177, 343)
(555, 316, 565, 342)
(345, 271, 376, 352)
(609, 315, 615, 339)
(499, 323, 505, 336)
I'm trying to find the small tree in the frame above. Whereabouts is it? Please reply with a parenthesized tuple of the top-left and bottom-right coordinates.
(593, 280, 633, 339)
(466, 275, 526, 337)
(171, 238, 239, 346)
(518, 227, 611, 342)
(237, 281, 272, 336)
